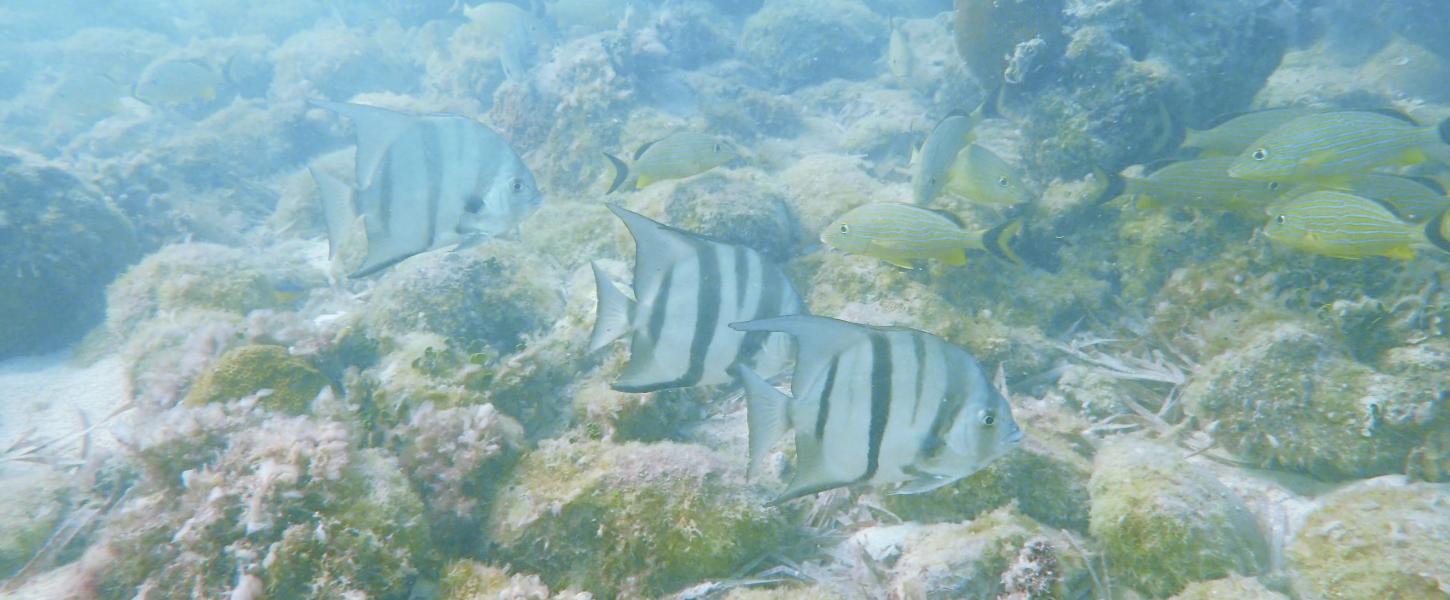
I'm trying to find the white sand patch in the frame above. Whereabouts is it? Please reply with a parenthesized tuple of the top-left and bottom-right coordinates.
(0, 350, 131, 478)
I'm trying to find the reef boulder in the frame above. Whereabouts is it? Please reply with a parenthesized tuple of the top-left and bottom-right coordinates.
(0, 150, 136, 359)
(740, 0, 886, 91)
(183, 344, 331, 414)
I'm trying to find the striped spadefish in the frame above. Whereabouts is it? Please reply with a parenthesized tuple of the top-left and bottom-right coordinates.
(607, 205, 806, 393)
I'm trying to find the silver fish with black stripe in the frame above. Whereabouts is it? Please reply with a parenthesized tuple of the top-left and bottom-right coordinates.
(591, 204, 807, 393)
(310, 100, 542, 277)
(730, 315, 1023, 504)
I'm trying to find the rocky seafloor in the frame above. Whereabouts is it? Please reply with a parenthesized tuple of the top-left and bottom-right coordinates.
(1, 0, 1449, 598)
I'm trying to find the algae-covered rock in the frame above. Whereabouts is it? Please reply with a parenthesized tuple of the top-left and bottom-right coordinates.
(1287, 476, 1450, 600)
(1182, 321, 1450, 481)
(843, 506, 1095, 599)
(184, 344, 331, 414)
(438, 560, 564, 600)
(363, 240, 564, 354)
(740, 0, 886, 91)
(1170, 575, 1288, 600)
(953, 0, 1065, 89)
(1089, 439, 1268, 597)
(0, 150, 137, 359)
(0, 470, 71, 580)
(664, 170, 802, 264)
(489, 439, 787, 598)
(98, 414, 433, 600)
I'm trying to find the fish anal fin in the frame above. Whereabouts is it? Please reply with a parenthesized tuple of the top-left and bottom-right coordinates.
(309, 166, 357, 258)
(1386, 245, 1416, 261)
(769, 435, 850, 506)
(633, 140, 659, 161)
(603, 153, 629, 194)
(929, 248, 968, 266)
(589, 262, 636, 352)
(635, 174, 655, 189)
(1135, 194, 1160, 209)
(733, 364, 792, 480)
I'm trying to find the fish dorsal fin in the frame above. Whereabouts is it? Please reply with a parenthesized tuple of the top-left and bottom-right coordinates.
(633, 139, 659, 161)
(731, 315, 868, 396)
(1200, 109, 1255, 130)
(927, 208, 967, 229)
(1406, 175, 1448, 195)
(311, 100, 417, 188)
(1141, 158, 1179, 175)
(1357, 107, 1420, 126)
(606, 204, 695, 293)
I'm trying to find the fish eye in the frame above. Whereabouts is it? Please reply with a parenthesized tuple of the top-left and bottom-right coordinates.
(1268, 182, 1280, 191)
(713, 143, 721, 153)
(1275, 214, 1286, 224)
(981, 412, 995, 426)
(997, 176, 1010, 188)
(509, 178, 524, 193)
(839, 224, 850, 234)
(464, 195, 484, 214)
(1252, 148, 1268, 161)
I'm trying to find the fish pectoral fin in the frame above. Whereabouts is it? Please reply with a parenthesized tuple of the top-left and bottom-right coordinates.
(1387, 245, 1416, 260)
(1134, 194, 1160, 209)
(588, 262, 636, 352)
(635, 174, 655, 189)
(732, 363, 792, 480)
(892, 474, 959, 496)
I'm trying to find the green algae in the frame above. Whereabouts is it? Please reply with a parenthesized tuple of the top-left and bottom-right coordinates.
(488, 439, 788, 598)
(1170, 575, 1289, 600)
(1088, 439, 1268, 597)
(184, 344, 331, 414)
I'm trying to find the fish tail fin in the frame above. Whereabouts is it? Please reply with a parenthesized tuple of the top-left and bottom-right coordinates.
(975, 85, 1002, 121)
(589, 261, 635, 352)
(603, 153, 629, 194)
(1439, 116, 1450, 146)
(1089, 167, 1127, 206)
(1425, 211, 1450, 254)
(982, 219, 1023, 265)
(731, 363, 791, 480)
(309, 166, 356, 259)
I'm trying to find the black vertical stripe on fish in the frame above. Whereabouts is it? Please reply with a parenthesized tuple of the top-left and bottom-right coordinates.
(645, 269, 673, 344)
(860, 333, 893, 482)
(422, 126, 443, 247)
(733, 245, 750, 309)
(921, 353, 965, 457)
(736, 259, 782, 365)
(377, 151, 395, 231)
(674, 241, 722, 388)
(910, 334, 929, 423)
(813, 356, 841, 440)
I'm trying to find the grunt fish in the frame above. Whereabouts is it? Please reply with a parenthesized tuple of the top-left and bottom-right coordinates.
(310, 100, 543, 277)
(1228, 110, 1450, 182)
(821, 202, 1021, 269)
(886, 18, 913, 81)
(730, 315, 1024, 504)
(1181, 107, 1319, 156)
(132, 58, 222, 107)
(1092, 157, 1285, 214)
(1282, 173, 1450, 224)
(1264, 190, 1450, 260)
(603, 132, 739, 192)
(591, 204, 808, 393)
(942, 143, 1032, 206)
(911, 96, 998, 205)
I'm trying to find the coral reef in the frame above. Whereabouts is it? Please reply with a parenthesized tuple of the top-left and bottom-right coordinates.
(0, 470, 71, 580)
(1170, 575, 1288, 600)
(740, 0, 886, 91)
(1182, 321, 1450, 481)
(1088, 439, 1268, 597)
(663, 170, 803, 264)
(0, 150, 137, 359)
(1287, 476, 1450, 600)
(488, 438, 787, 598)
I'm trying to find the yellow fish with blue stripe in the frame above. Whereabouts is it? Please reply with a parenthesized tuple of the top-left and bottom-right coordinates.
(1181, 107, 1319, 156)
(821, 202, 1021, 269)
(1264, 190, 1450, 260)
(604, 132, 740, 192)
(942, 144, 1033, 206)
(1228, 110, 1450, 182)
(1282, 173, 1450, 223)
(1092, 157, 1284, 214)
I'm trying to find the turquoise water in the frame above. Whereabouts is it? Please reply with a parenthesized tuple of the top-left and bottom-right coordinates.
(1, 1, 1448, 598)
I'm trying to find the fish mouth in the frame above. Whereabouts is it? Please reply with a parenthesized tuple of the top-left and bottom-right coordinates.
(1005, 427, 1025, 444)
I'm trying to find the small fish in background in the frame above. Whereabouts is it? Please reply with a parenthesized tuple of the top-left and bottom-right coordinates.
(499, 20, 538, 81)
(1180, 106, 1319, 157)
(730, 315, 1024, 504)
(1091, 157, 1285, 215)
(1228, 110, 1450, 182)
(132, 58, 223, 108)
(590, 204, 808, 393)
(885, 18, 914, 82)
(1264, 190, 1450, 260)
(911, 96, 998, 205)
(44, 70, 127, 122)
(309, 100, 542, 278)
(942, 143, 1033, 206)
(603, 132, 740, 193)
(821, 202, 1021, 269)
(1282, 173, 1450, 223)
(461, 1, 548, 41)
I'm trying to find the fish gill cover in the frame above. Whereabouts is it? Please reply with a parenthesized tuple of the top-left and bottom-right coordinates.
(0, 0, 1448, 599)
